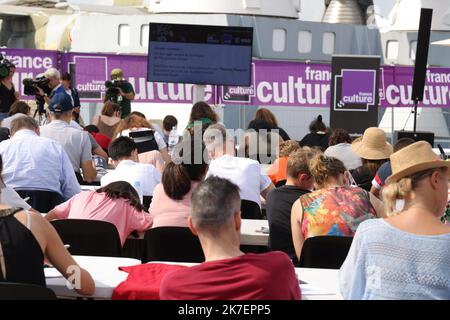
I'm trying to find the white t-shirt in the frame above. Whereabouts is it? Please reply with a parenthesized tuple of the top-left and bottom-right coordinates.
(120, 128, 167, 151)
(206, 154, 272, 206)
(0, 185, 32, 210)
(100, 159, 161, 200)
(324, 143, 362, 171)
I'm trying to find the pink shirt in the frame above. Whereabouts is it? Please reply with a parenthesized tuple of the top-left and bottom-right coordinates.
(149, 182, 199, 228)
(52, 191, 153, 245)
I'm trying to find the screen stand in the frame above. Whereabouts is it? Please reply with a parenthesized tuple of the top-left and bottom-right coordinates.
(413, 99, 418, 134)
(193, 85, 206, 104)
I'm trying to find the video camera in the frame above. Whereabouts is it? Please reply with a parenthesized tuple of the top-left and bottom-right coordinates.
(104, 79, 127, 104)
(0, 54, 15, 80)
(22, 74, 52, 115)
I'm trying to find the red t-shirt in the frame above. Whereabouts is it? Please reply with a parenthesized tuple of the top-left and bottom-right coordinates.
(90, 132, 112, 149)
(159, 251, 301, 300)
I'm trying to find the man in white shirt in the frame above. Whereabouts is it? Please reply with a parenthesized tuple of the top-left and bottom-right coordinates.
(324, 128, 362, 170)
(203, 124, 274, 207)
(101, 136, 161, 201)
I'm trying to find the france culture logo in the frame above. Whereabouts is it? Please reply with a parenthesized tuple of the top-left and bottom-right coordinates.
(334, 69, 377, 111)
(221, 63, 256, 103)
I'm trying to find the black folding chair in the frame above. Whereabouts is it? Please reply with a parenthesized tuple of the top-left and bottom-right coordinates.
(16, 189, 64, 213)
(51, 219, 122, 257)
(143, 196, 153, 211)
(241, 199, 262, 220)
(298, 236, 353, 269)
(0, 282, 57, 300)
(0, 127, 9, 142)
(141, 227, 204, 263)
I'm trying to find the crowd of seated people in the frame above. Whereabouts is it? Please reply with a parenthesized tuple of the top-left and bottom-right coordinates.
(0, 95, 449, 301)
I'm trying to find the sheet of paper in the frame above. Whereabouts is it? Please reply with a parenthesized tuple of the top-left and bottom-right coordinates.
(300, 283, 336, 296)
(44, 267, 64, 278)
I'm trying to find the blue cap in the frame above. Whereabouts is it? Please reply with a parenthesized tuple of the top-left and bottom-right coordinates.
(48, 93, 74, 113)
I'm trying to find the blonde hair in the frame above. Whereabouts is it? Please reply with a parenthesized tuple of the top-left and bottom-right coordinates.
(279, 140, 300, 157)
(114, 114, 152, 138)
(286, 149, 314, 179)
(382, 167, 446, 216)
(309, 153, 346, 188)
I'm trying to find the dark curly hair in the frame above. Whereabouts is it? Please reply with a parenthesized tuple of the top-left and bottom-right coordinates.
(328, 128, 352, 146)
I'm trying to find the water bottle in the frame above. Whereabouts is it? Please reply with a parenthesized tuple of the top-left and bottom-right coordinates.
(168, 126, 179, 155)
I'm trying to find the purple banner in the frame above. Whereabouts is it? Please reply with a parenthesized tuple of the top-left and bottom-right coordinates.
(219, 60, 450, 108)
(380, 66, 450, 108)
(3, 48, 450, 108)
(61, 52, 215, 104)
(1, 48, 58, 99)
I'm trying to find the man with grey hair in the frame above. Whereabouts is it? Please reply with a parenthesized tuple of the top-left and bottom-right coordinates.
(36, 68, 66, 105)
(0, 116, 80, 212)
(203, 123, 274, 208)
(159, 176, 301, 300)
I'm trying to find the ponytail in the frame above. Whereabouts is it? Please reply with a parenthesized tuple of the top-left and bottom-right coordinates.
(382, 178, 414, 216)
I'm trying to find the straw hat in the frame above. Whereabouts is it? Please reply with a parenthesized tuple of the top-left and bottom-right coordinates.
(351, 127, 393, 160)
(386, 141, 450, 184)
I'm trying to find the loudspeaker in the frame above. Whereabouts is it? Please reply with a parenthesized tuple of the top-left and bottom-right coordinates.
(395, 130, 435, 147)
(411, 8, 433, 101)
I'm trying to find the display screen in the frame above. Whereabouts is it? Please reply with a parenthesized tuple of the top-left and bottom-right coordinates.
(147, 23, 253, 86)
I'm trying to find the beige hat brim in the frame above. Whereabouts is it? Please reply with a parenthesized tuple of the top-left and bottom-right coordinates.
(351, 140, 393, 160)
(386, 160, 450, 184)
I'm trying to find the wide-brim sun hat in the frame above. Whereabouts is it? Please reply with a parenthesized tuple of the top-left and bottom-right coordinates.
(351, 127, 393, 160)
(386, 140, 450, 184)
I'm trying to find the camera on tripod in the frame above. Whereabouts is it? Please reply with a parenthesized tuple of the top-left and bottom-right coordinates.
(22, 74, 52, 115)
(104, 79, 127, 104)
(0, 54, 15, 80)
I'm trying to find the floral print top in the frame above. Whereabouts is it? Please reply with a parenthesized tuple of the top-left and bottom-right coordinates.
(300, 186, 377, 239)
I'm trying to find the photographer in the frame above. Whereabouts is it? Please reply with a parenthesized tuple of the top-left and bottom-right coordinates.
(0, 61, 19, 121)
(104, 68, 134, 119)
(35, 68, 65, 105)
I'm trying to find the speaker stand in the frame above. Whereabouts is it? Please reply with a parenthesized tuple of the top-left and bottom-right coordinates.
(412, 99, 418, 134)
